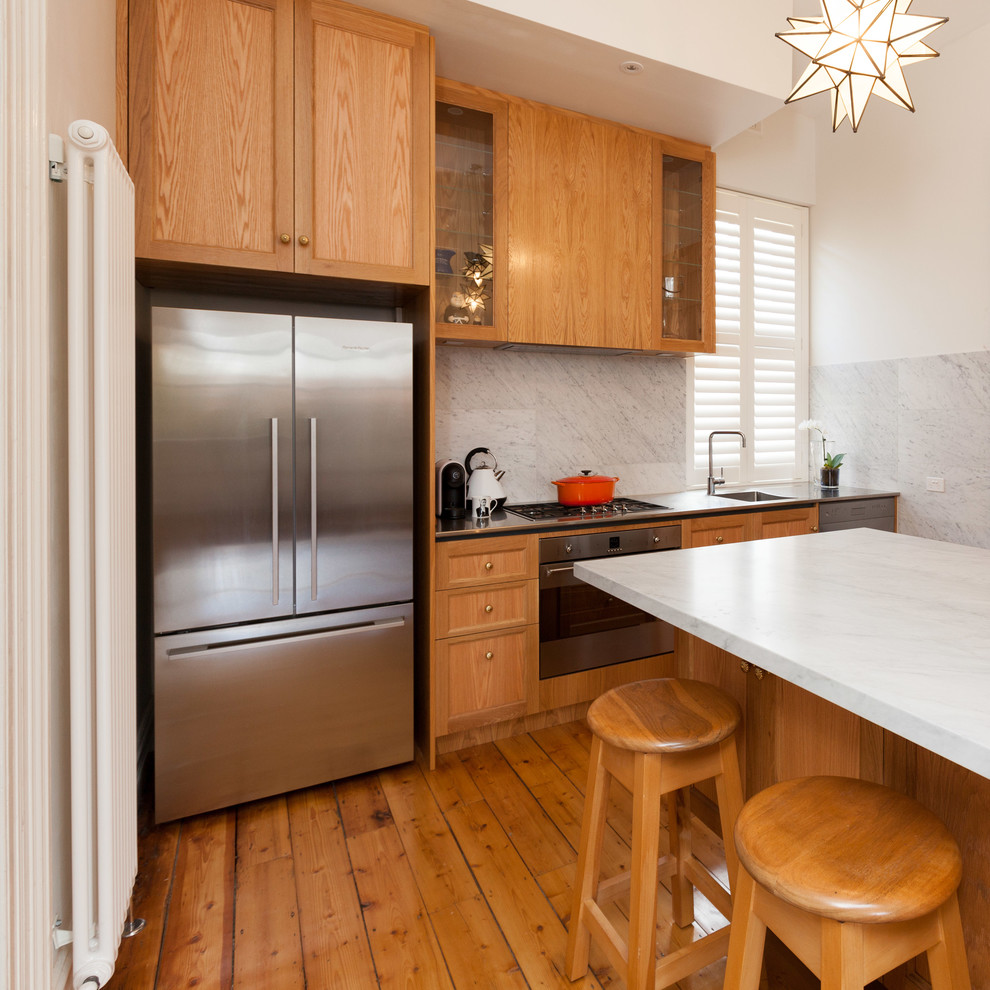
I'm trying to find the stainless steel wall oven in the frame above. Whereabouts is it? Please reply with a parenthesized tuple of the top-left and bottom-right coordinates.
(538, 526, 681, 679)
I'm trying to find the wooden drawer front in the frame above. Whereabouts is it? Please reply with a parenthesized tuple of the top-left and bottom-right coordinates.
(436, 580, 536, 638)
(682, 513, 755, 548)
(759, 505, 819, 540)
(438, 626, 537, 733)
(435, 534, 536, 590)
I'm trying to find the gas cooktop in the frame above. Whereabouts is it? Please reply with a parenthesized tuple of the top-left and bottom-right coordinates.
(503, 497, 668, 521)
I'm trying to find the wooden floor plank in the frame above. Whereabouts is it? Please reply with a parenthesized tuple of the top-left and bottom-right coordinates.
(286, 785, 379, 990)
(232, 856, 304, 990)
(347, 821, 454, 989)
(445, 796, 604, 990)
(495, 733, 631, 883)
(531, 723, 637, 846)
(429, 895, 531, 990)
(105, 817, 180, 989)
(423, 750, 485, 812)
(336, 771, 394, 837)
(236, 794, 292, 864)
(457, 742, 574, 876)
(155, 809, 235, 990)
(378, 762, 480, 911)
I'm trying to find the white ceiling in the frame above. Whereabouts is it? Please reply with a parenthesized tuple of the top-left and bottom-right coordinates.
(359, 0, 990, 146)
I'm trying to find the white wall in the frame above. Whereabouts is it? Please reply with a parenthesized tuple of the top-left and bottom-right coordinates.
(715, 107, 816, 207)
(46, 0, 117, 983)
(810, 21, 990, 366)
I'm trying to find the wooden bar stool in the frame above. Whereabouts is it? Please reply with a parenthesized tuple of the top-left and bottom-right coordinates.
(565, 677, 744, 990)
(725, 775, 972, 990)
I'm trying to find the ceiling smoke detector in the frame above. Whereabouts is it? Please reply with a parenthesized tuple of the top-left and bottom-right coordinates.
(619, 60, 645, 74)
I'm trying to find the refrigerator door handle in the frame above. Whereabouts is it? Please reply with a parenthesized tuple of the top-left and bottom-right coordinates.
(271, 417, 279, 605)
(310, 417, 318, 600)
(166, 617, 407, 659)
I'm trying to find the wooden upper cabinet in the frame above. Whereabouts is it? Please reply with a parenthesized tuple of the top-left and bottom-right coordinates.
(128, 0, 432, 283)
(507, 102, 652, 350)
(129, 0, 295, 270)
(433, 79, 508, 343)
(506, 99, 714, 352)
(296, 0, 432, 281)
(653, 138, 716, 353)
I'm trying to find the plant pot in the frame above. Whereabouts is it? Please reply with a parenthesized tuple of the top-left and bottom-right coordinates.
(820, 467, 840, 490)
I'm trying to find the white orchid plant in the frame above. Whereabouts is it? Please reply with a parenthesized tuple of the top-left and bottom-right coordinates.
(799, 419, 845, 470)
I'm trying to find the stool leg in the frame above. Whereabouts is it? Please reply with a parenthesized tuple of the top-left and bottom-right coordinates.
(820, 918, 865, 990)
(668, 788, 694, 928)
(714, 734, 744, 894)
(565, 734, 611, 981)
(628, 752, 663, 990)
(927, 894, 972, 990)
(722, 867, 766, 990)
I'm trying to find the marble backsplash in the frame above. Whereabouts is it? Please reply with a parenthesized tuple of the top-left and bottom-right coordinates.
(435, 346, 688, 503)
(811, 350, 990, 549)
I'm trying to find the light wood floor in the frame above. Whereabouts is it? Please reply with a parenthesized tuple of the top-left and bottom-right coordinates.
(107, 720, 739, 990)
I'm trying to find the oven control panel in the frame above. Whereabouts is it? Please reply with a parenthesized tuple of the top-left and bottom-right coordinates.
(539, 525, 681, 564)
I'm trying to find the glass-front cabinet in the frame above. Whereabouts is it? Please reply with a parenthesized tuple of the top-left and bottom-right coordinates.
(434, 80, 507, 342)
(654, 139, 715, 352)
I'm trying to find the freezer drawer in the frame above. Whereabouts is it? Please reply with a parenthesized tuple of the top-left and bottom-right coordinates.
(154, 604, 413, 822)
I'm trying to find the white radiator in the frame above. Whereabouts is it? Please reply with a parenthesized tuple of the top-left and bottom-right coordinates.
(65, 119, 138, 990)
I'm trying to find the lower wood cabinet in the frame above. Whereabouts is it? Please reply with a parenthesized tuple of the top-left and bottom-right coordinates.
(681, 505, 819, 547)
(433, 533, 539, 737)
(435, 580, 536, 639)
(435, 625, 538, 734)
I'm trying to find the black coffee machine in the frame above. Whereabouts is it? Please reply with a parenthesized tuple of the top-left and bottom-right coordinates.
(435, 459, 466, 519)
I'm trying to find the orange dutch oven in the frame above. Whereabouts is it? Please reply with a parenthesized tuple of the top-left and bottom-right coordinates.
(551, 471, 619, 506)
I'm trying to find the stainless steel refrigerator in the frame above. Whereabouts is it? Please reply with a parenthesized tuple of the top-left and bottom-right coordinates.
(151, 306, 414, 822)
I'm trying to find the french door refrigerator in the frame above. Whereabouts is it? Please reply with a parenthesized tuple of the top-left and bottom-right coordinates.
(151, 306, 413, 822)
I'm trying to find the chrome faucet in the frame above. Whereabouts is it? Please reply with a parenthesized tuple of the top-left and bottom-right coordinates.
(707, 431, 747, 495)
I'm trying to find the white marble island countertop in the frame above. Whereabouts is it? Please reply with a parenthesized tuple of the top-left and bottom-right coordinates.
(574, 529, 990, 778)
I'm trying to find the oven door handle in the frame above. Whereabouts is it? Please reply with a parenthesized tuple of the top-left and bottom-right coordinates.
(544, 564, 575, 576)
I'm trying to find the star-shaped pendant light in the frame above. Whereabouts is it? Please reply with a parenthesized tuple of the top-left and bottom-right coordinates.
(777, 0, 947, 132)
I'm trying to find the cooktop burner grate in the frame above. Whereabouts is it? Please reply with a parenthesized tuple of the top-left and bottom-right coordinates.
(504, 497, 667, 520)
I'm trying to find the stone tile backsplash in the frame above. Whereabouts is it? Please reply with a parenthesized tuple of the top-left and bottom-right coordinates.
(434, 346, 688, 503)
(436, 346, 989, 549)
(812, 350, 990, 549)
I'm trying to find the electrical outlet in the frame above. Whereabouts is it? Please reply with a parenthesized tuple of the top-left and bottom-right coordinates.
(926, 477, 945, 493)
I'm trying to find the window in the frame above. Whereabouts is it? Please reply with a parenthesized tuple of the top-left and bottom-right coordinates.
(687, 190, 809, 488)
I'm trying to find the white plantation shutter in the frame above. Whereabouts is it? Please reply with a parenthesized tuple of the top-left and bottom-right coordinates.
(688, 191, 808, 487)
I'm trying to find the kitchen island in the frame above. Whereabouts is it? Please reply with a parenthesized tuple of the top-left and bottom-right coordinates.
(575, 528, 990, 986)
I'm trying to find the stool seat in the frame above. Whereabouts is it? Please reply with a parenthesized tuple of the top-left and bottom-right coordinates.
(735, 775, 962, 924)
(587, 677, 741, 754)
(725, 775, 971, 990)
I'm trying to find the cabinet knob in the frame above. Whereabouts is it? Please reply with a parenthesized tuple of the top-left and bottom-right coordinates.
(485, 651, 494, 660)
(485, 561, 493, 570)
(811, 525, 819, 532)
(279, 233, 291, 244)
(740, 660, 751, 673)
(298, 235, 310, 246)
(715, 535, 724, 544)
(484, 604, 493, 613)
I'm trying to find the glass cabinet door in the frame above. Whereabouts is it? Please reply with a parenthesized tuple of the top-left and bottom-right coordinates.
(434, 82, 506, 341)
(656, 144, 715, 352)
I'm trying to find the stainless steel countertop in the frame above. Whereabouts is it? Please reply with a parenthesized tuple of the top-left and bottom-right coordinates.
(435, 484, 899, 540)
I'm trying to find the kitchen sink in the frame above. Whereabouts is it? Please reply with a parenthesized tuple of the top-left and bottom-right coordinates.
(715, 491, 790, 502)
